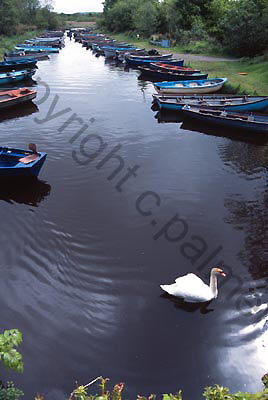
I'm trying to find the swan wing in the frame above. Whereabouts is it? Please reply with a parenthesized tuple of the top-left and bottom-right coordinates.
(161, 273, 214, 302)
(175, 273, 206, 286)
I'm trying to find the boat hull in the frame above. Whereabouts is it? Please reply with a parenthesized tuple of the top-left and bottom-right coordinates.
(182, 107, 268, 134)
(103, 47, 136, 58)
(5, 53, 49, 61)
(154, 79, 227, 94)
(0, 70, 35, 85)
(139, 67, 208, 81)
(15, 45, 59, 53)
(0, 59, 37, 72)
(0, 89, 37, 110)
(125, 55, 183, 67)
(0, 148, 47, 177)
(153, 95, 268, 112)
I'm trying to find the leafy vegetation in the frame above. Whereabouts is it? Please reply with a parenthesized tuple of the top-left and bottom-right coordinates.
(0, 381, 24, 400)
(203, 384, 268, 400)
(0, 329, 23, 373)
(262, 374, 268, 389)
(33, 375, 268, 400)
(100, 0, 268, 58)
(0, 30, 40, 59)
(60, 12, 102, 23)
(0, 330, 24, 400)
(0, 0, 63, 35)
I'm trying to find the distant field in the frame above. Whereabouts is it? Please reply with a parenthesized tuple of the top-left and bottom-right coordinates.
(66, 21, 96, 28)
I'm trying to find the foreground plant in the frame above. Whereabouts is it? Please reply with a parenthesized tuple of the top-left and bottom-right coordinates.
(262, 374, 268, 389)
(65, 375, 268, 400)
(71, 377, 125, 400)
(0, 329, 23, 373)
(0, 381, 24, 400)
(0, 329, 24, 399)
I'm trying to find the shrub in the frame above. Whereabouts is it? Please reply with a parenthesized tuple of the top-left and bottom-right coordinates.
(0, 381, 24, 400)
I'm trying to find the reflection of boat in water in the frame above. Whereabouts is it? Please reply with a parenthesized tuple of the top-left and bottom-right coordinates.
(154, 110, 184, 123)
(180, 119, 268, 144)
(0, 101, 38, 122)
(155, 109, 268, 144)
(0, 176, 51, 206)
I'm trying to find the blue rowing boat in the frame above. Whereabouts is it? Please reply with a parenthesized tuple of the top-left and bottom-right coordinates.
(182, 106, 268, 134)
(125, 54, 184, 67)
(15, 45, 59, 53)
(0, 69, 36, 85)
(126, 57, 184, 67)
(4, 50, 49, 61)
(138, 66, 208, 81)
(0, 144, 47, 178)
(154, 78, 228, 94)
(152, 94, 268, 112)
(0, 59, 38, 72)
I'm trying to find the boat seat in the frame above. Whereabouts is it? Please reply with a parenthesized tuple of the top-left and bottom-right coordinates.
(19, 153, 39, 164)
(19, 143, 39, 164)
(229, 113, 248, 120)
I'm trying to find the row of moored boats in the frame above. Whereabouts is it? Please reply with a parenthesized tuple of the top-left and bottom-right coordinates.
(73, 30, 268, 134)
(0, 31, 65, 178)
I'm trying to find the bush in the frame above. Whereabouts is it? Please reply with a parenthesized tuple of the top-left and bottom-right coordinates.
(221, 0, 268, 57)
(0, 382, 24, 400)
(0, 329, 23, 373)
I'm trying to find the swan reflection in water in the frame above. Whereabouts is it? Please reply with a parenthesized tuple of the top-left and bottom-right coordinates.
(161, 292, 214, 314)
(0, 176, 51, 206)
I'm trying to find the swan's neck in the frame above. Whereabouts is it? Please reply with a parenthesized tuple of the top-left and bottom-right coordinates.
(210, 272, 218, 298)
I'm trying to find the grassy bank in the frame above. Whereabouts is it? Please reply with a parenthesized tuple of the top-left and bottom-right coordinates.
(0, 31, 40, 60)
(103, 32, 268, 95)
(185, 59, 268, 95)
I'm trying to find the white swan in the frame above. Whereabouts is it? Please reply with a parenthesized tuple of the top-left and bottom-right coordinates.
(160, 267, 226, 303)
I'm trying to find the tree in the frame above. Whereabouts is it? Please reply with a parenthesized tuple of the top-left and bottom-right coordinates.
(133, 1, 159, 36)
(163, 0, 200, 38)
(19, 0, 40, 23)
(220, 0, 268, 56)
(103, 0, 118, 14)
(0, 0, 19, 35)
(206, 0, 235, 39)
(104, 0, 135, 32)
(161, 0, 213, 39)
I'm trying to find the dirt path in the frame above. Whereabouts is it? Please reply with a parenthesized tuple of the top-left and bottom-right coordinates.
(171, 52, 239, 62)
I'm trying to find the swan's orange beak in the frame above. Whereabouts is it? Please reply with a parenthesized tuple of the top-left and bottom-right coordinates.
(220, 271, 226, 277)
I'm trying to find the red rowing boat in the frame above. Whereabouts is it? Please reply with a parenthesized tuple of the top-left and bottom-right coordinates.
(0, 88, 37, 110)
(151, 63, 201, 74)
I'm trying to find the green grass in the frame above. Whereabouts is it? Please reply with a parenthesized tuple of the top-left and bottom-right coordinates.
(185, 60, 268, 95)
(0, 30, 40, 59)
(102, 32, 268, 95)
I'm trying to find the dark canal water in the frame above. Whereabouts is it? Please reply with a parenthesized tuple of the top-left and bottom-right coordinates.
(0, 39, 267, 399)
